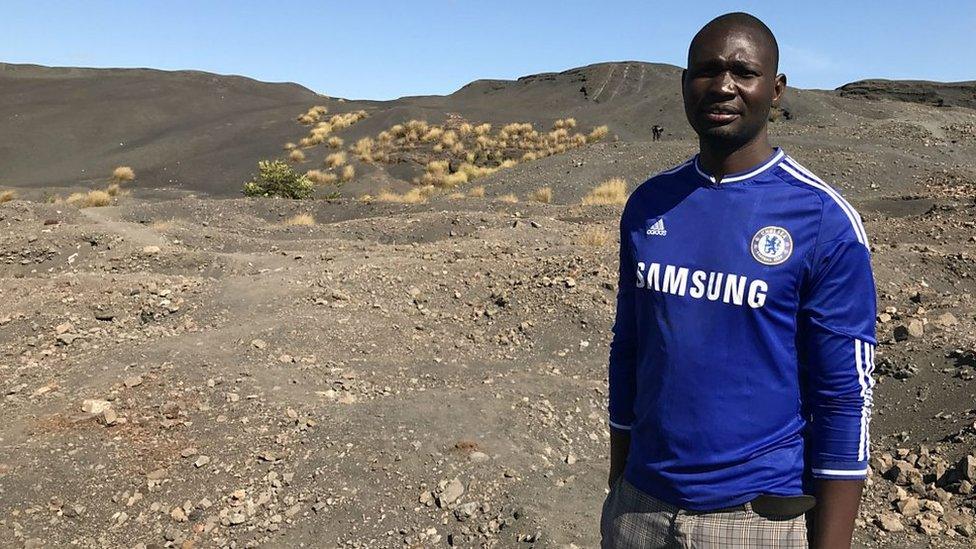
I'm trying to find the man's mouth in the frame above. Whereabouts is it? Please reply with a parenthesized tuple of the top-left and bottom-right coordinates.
(702, 105, 741, 124)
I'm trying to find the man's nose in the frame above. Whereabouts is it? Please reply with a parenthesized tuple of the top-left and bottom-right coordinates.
(709, 71, 736, 96)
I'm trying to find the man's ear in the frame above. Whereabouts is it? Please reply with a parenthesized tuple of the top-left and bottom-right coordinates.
(772, 73, 787, 105)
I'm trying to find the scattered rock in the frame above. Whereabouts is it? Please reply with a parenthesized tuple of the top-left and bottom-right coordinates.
(93, 310, 117, 321)
(885, 461, 920, 486)
(438, 478, 465, 507)
(918, 516, 943, 535)
(937, 312, 958, 327)
(454, 502, 479, 521)
(896, 497, 920, 517)
(958, 455, 976, 481)
(160, 401, 181, 419)
(894, 320, 924, 341)
(146, 468, 168, 481)
(877, 513, 905, 532)
(81, 399, 111, 415)
(98, 407, 118, 426)
(170, 507, 187, 522)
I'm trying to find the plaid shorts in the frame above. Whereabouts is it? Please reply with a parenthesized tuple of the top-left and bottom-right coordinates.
(601, 478, 808, 548)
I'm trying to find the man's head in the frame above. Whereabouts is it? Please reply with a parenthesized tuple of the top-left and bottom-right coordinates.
(682, 12, 786, 149)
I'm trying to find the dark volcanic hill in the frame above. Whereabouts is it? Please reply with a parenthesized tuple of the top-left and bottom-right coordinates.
(838, 79, 976, 109)
(419, 62, 688, 139)
(0, 61, 970, 196)
(0, 63, 329, 195)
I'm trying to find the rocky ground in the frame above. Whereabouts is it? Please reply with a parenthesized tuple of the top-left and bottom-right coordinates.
(2, 116, 976, 548)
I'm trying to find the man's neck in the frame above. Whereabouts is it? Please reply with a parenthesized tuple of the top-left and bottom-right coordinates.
(698, 132, 774, 183)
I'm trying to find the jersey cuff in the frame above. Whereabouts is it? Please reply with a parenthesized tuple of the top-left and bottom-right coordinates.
(608, 419, 632, 431)
(810, 461, 868, 479)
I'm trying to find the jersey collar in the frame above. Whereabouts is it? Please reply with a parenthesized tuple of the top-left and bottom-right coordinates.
(693, 147, 785, 186)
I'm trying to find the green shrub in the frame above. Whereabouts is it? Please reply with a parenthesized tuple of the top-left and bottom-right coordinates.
(242, 160, 314, 199)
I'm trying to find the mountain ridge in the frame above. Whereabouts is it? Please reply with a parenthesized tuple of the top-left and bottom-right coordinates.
(1, 60, 970, 196)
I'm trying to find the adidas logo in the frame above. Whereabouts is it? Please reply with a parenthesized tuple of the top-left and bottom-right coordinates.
(646, 218, 667, 236)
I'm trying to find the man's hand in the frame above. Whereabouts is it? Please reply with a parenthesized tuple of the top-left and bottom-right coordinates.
(609, 429, 631, 488)
(809, 478, 864, 549)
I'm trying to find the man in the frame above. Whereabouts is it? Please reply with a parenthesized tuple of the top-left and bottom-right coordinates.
(601, 12, 875, 549)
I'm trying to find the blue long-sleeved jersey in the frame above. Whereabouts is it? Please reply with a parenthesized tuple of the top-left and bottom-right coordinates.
(608, 148, 877, 511)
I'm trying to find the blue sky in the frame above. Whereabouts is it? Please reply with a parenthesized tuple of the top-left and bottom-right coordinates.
(2, 1, 973, 100)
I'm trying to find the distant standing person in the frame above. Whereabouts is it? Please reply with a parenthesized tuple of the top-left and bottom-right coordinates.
(601, 12, 875, 549)
(651, 125, 664, 141)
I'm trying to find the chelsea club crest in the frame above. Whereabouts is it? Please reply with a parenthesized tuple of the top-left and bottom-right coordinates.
(751, 226, 793, 266)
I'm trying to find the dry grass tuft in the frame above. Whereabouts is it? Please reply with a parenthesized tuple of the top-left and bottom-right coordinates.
(417, 160, 449, 185)
(309, 123, 332, 142)
(326, 136, 344, 149)
(422, 127, 444, 142)
(440, 130, 458, 148)
(289, 149, 306, 163)
(418, 160, 476, 187)
(306, 169, 339, 186)
(529, 187, 553, 204)
(283, 142, 297, 150)
(468, 186, 485, 198)
(340, 165, 355, 182)
(496, 193, 519, 203)
(111, 166, 135, 182)
(553, 118, 577, 130)
(352, 137, 375, 162)
(325, 152, 347, 168)
(283, 213, 316, 226)
(298, 105, 329, 125)
(587, 125, 609, 143)
(105, 183, 129, 196)
(375, 186, 435, 204)
(67, 190, 112, 208)
(447, 192, 465, 199)
(0, 190, 16, 203)
(577, 225, 611, 247)
(582, 177, 628, 205)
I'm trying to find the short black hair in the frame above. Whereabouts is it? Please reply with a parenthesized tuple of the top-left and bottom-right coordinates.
(689, 12, 779, 72)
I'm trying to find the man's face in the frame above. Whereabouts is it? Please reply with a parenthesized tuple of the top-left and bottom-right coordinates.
(682, 26, 784, 146)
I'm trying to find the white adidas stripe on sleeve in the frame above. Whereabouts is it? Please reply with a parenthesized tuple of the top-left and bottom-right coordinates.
(781, 157, 869, 246)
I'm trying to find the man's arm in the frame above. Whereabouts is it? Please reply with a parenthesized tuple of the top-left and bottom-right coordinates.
(609, 429, 630, 487)
(607, 211, 638, 485)
(810, 479, 864, 549)
(798, 237, 877, 548)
